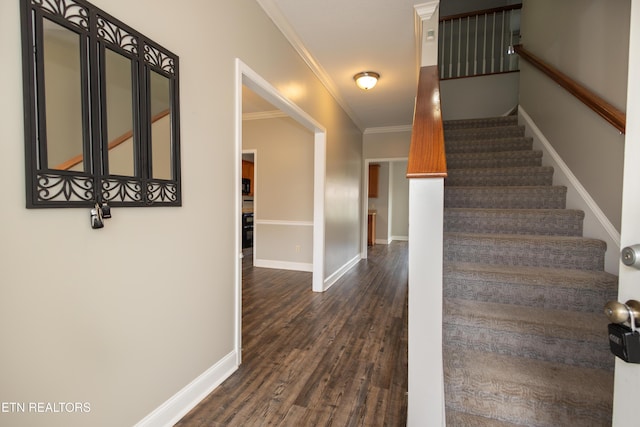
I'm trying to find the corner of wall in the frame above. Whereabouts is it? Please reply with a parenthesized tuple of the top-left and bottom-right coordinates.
(134, 351, 238, 427)
(518, 106, 620, 275)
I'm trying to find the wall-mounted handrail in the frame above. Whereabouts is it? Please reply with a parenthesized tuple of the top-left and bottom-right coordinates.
(440, 4, 523, 22)
(514, 44, 626, 134)
(407, 65, 447, 179)
(54, 109, 171, 170)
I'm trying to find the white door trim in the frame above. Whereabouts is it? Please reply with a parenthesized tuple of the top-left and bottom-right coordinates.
(612, 1, 640, 424)
(235, 59, 327, 364)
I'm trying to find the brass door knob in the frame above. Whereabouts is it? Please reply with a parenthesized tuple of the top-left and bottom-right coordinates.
(604, 300, 640, 326)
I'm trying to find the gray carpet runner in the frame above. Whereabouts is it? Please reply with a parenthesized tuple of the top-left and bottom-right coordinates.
(442, 115, 618, 426)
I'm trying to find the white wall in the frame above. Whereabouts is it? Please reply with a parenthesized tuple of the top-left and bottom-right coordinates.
(243, 116, 314, 270)
(518, 0, 630, 231)
(0, 1, 362, 426)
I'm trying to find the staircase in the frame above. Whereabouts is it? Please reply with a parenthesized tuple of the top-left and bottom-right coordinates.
(441, 115, 619, 426)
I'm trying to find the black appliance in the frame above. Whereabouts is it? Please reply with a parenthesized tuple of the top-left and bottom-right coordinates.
(242, 178, 251, 195)
(242, 212, 253, 249)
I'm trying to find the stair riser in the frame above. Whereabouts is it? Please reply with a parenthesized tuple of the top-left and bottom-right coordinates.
(446, 169, 553, 187)
(444, 211, 583, 236)
(443, 324, 613, 370)
(443, 236, 606, 270)
(445, 126, 525, 141)
(447, 156, 542, 169)
(445, 187, 567, 209)
(445, 137, 533, 153)
(444, 116, 519, 130)
(443, 276, 616, 313)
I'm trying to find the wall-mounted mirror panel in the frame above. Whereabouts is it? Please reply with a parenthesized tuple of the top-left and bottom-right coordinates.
(105, 48, 136, 177)
(149, 70, 172, 180)
(21, 0, 181, 208)
(43, 18, 86, 172)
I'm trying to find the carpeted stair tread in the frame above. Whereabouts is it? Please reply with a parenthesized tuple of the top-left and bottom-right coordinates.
(444, 208, 584, 236)
(443, 262, 618, 313)
(441, 115, 616, 425)
(443, 232, 606, 270)
(444, 348, 613, 426)
(445, 186, 567, 209)
(443, 115, 519, 130)
(447, 150, 543, 169)
(443, 298, 613, 369)
(445, 411, 525, 427)
(445, 125, 525, 141)
(445, 136, 533, 153)
(446, 166, 554, 187)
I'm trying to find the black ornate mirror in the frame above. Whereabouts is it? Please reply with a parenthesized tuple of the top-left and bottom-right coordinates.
(21, 0, 181, 208)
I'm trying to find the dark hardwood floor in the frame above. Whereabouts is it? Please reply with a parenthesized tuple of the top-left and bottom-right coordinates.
(175, 242, 408, 426)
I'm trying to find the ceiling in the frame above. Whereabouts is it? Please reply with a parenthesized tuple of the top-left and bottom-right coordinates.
(252, 0, 520, 132)
(255, 0, 422, 131)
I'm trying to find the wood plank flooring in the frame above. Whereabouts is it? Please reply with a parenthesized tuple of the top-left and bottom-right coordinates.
(175, 242, 408, 426)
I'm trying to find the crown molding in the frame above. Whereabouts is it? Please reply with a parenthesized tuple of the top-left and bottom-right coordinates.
(414, 1, 440, 21)
(243, 110, 288, 121)
(364, 124, 413, 135)
(255, 0, 365, 131)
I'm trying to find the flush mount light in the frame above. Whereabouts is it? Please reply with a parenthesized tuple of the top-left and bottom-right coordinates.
(354, 71, 380, 90)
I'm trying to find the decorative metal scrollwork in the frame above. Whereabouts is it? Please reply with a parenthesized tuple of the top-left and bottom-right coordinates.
(23, 0, 181, 210)
(147, 182, 178, 203)
(144, 43, 175, 75)
(32, 0, 89, 30)
(97, 16, 138, 54)
(101, 178, 143, 203)
(36, 173, 94, 202)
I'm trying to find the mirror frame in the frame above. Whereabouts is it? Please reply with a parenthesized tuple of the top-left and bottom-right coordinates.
(20, 0, 181, 208)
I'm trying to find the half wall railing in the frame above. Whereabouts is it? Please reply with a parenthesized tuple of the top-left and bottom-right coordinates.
(407, 66, 447, 178)
(439, 4, 522, 80)
(406, 64, 447, 427)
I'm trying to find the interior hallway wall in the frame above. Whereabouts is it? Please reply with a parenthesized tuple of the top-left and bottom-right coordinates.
(518, 0, 630, 231)
(0, 1, 362, 426)
(243, 116, 314, 269)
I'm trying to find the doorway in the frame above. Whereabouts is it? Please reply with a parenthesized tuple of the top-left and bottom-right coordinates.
(361, 158, 409, 257)
(235, 59, 327, 364)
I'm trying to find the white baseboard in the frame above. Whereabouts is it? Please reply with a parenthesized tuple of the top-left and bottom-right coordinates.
(519, 107, 620, 274)
(134, 351, 238, 427)
(254, 258, 313, 272)
(391, 235, 408, 242)
(323, 254, 361, 291)
(375, 238, 391, 245)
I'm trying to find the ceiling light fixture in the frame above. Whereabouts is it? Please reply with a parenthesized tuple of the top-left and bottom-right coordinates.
(354, 71, 380, 90)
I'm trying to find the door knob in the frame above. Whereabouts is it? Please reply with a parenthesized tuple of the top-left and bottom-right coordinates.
(622, 245, 640, 268)
(604, 300, 640, 326)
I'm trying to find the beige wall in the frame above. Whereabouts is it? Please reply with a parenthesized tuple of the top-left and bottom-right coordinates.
(243, 116, 314, 266)
(390, 160, 409, 239)
(363, 131, 410, 244)
(440, 72, 520, 120)
(363, 129, 411, 159)
(519, 0, 630, 231)
(0, 1, 362, 426)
